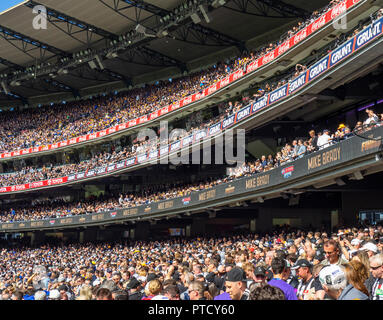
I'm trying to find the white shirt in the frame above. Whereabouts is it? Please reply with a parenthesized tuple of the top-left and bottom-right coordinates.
(317, 133, 330, 149)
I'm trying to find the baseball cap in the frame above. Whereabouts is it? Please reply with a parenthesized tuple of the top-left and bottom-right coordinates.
(291, 259, 312, 270)
(318, 265, 346, 287)
(351, 239, 362, 246)
(254, 266, 266, 277)
(226, 267, 246, 282)
(146, 273, 158, 282)
(126, 278, 141, 290)
(361, 242, 378, 253)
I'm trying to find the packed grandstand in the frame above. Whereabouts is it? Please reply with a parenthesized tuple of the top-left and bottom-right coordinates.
(0, 0, 382, 302)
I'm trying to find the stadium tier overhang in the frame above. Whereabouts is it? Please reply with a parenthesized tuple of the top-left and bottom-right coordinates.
(0, 0, 329, 106)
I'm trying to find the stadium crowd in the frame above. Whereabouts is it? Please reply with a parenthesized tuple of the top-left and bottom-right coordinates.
(0, 225, 382, 300)
(0, 108, 381, 224)
(0, 0, 355, 154)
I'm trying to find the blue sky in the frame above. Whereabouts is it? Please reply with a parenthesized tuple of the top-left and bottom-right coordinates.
(0, 0, 24, 13)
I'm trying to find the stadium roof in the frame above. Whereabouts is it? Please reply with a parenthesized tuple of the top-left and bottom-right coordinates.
(0, 0, 329, 105)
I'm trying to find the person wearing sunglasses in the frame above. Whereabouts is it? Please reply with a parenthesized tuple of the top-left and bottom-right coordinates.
(368, 254, 383, 300)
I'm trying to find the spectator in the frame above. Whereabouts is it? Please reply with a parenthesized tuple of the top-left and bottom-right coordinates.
(224, 267, 249, 300)
(321, 240, 348, 266)
(368, 253, 383, 300)
(268, 258, 297, 300)
(249, 284, 286, 300)
(319, 265, 368, 300)
(292, 259, 325, 300)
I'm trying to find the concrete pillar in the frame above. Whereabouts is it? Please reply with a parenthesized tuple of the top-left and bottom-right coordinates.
(191, 217, 206, 237)
(31, 231, 45, 246)
(135, 222, 150, 240)
(250, 219, 256, 233)
(79, 231, 84, 243)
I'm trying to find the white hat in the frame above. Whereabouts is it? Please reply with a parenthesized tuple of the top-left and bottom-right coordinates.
(361, 242, 378, 253)
(34, 290, 47, 300)
(49, 289, 60, 300)
(350, 239, 362, 246)
(319, 265, 346, 287)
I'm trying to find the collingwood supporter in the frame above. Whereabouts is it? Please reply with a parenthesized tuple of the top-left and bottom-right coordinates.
(224, 267, 250, 300)
(292, 259, 325, 300)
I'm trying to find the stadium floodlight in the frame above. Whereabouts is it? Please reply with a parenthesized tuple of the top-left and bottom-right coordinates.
(190, 12, 202, 24)
(1, 81, 9, 94)
(199, 5, 211, 23)
(10, 80, 21, 87)
(57, 68, 68, 75)
(212, 0, 226, 8)
(106, 52, 118, 59)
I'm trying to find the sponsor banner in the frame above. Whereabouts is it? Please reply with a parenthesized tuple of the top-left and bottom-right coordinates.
(86, 170, 96, 177)
(262, 50, 276, 65)
(126, 157, 136, 167)
(116, 160, 126, 169)
(308, 56, 330, 81)
(138, 115, 148, 124)
(251, 96, 268, 114)
(170, 141, 181, 152)
(222, 115, 235, 130)
(76, 172, 85, 179)
(330, 38, 355, 67)
(47, 177, 68, 186)
(181, 135, 193, 148)
(99, 130, 107, 138)
(29, 181, 44, 189)
(68, 175, 76, 182)
(159, 106, 169, 116)
(159, 145, 169, 156)
(148, 150, 158, 160)
(281, 165, 294, 178)
(137, 153, 147, 163)
(289, 72, 307, 94)
(107, 164, 116, 172)
(107, 126, 117, 134)
(277, 40, 291, 56)
(69, 137, 78, 145)
(208, 122, 222, 136)
(268, 84, 288, 104)
(194, 130, 207, 141)
(97, 167, 107, 174)
(354, 18, 383, 50)
(182, 197, 191, 205)
(149, 110, 159, 120)
(246, 59, 259, 73)
(235, 105, 252, 123)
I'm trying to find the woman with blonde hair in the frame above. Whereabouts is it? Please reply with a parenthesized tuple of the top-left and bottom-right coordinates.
(142, 279, 162, 300)
(76, 285, 93, 300)
(352, 250, 371, 277)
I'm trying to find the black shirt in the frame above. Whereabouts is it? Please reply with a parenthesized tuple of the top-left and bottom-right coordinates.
(296, 276, 323, 300)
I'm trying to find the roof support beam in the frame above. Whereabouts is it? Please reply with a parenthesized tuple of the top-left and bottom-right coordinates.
(224, 0, 310, 18)
(25, 1, 119, 45)
(0, 25, 68, 60)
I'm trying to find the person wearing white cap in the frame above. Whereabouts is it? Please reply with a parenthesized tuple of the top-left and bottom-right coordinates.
(318, 265, 368, 300)
(361, 242, 378, 258)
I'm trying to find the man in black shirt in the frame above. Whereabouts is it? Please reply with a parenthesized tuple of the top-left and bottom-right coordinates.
(126, 278, 143, 300)
(292, 259, 325, 300)
(225, 267, 250, 300)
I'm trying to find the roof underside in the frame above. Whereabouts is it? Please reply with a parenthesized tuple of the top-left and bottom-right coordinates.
(0, 0, 329, 105)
